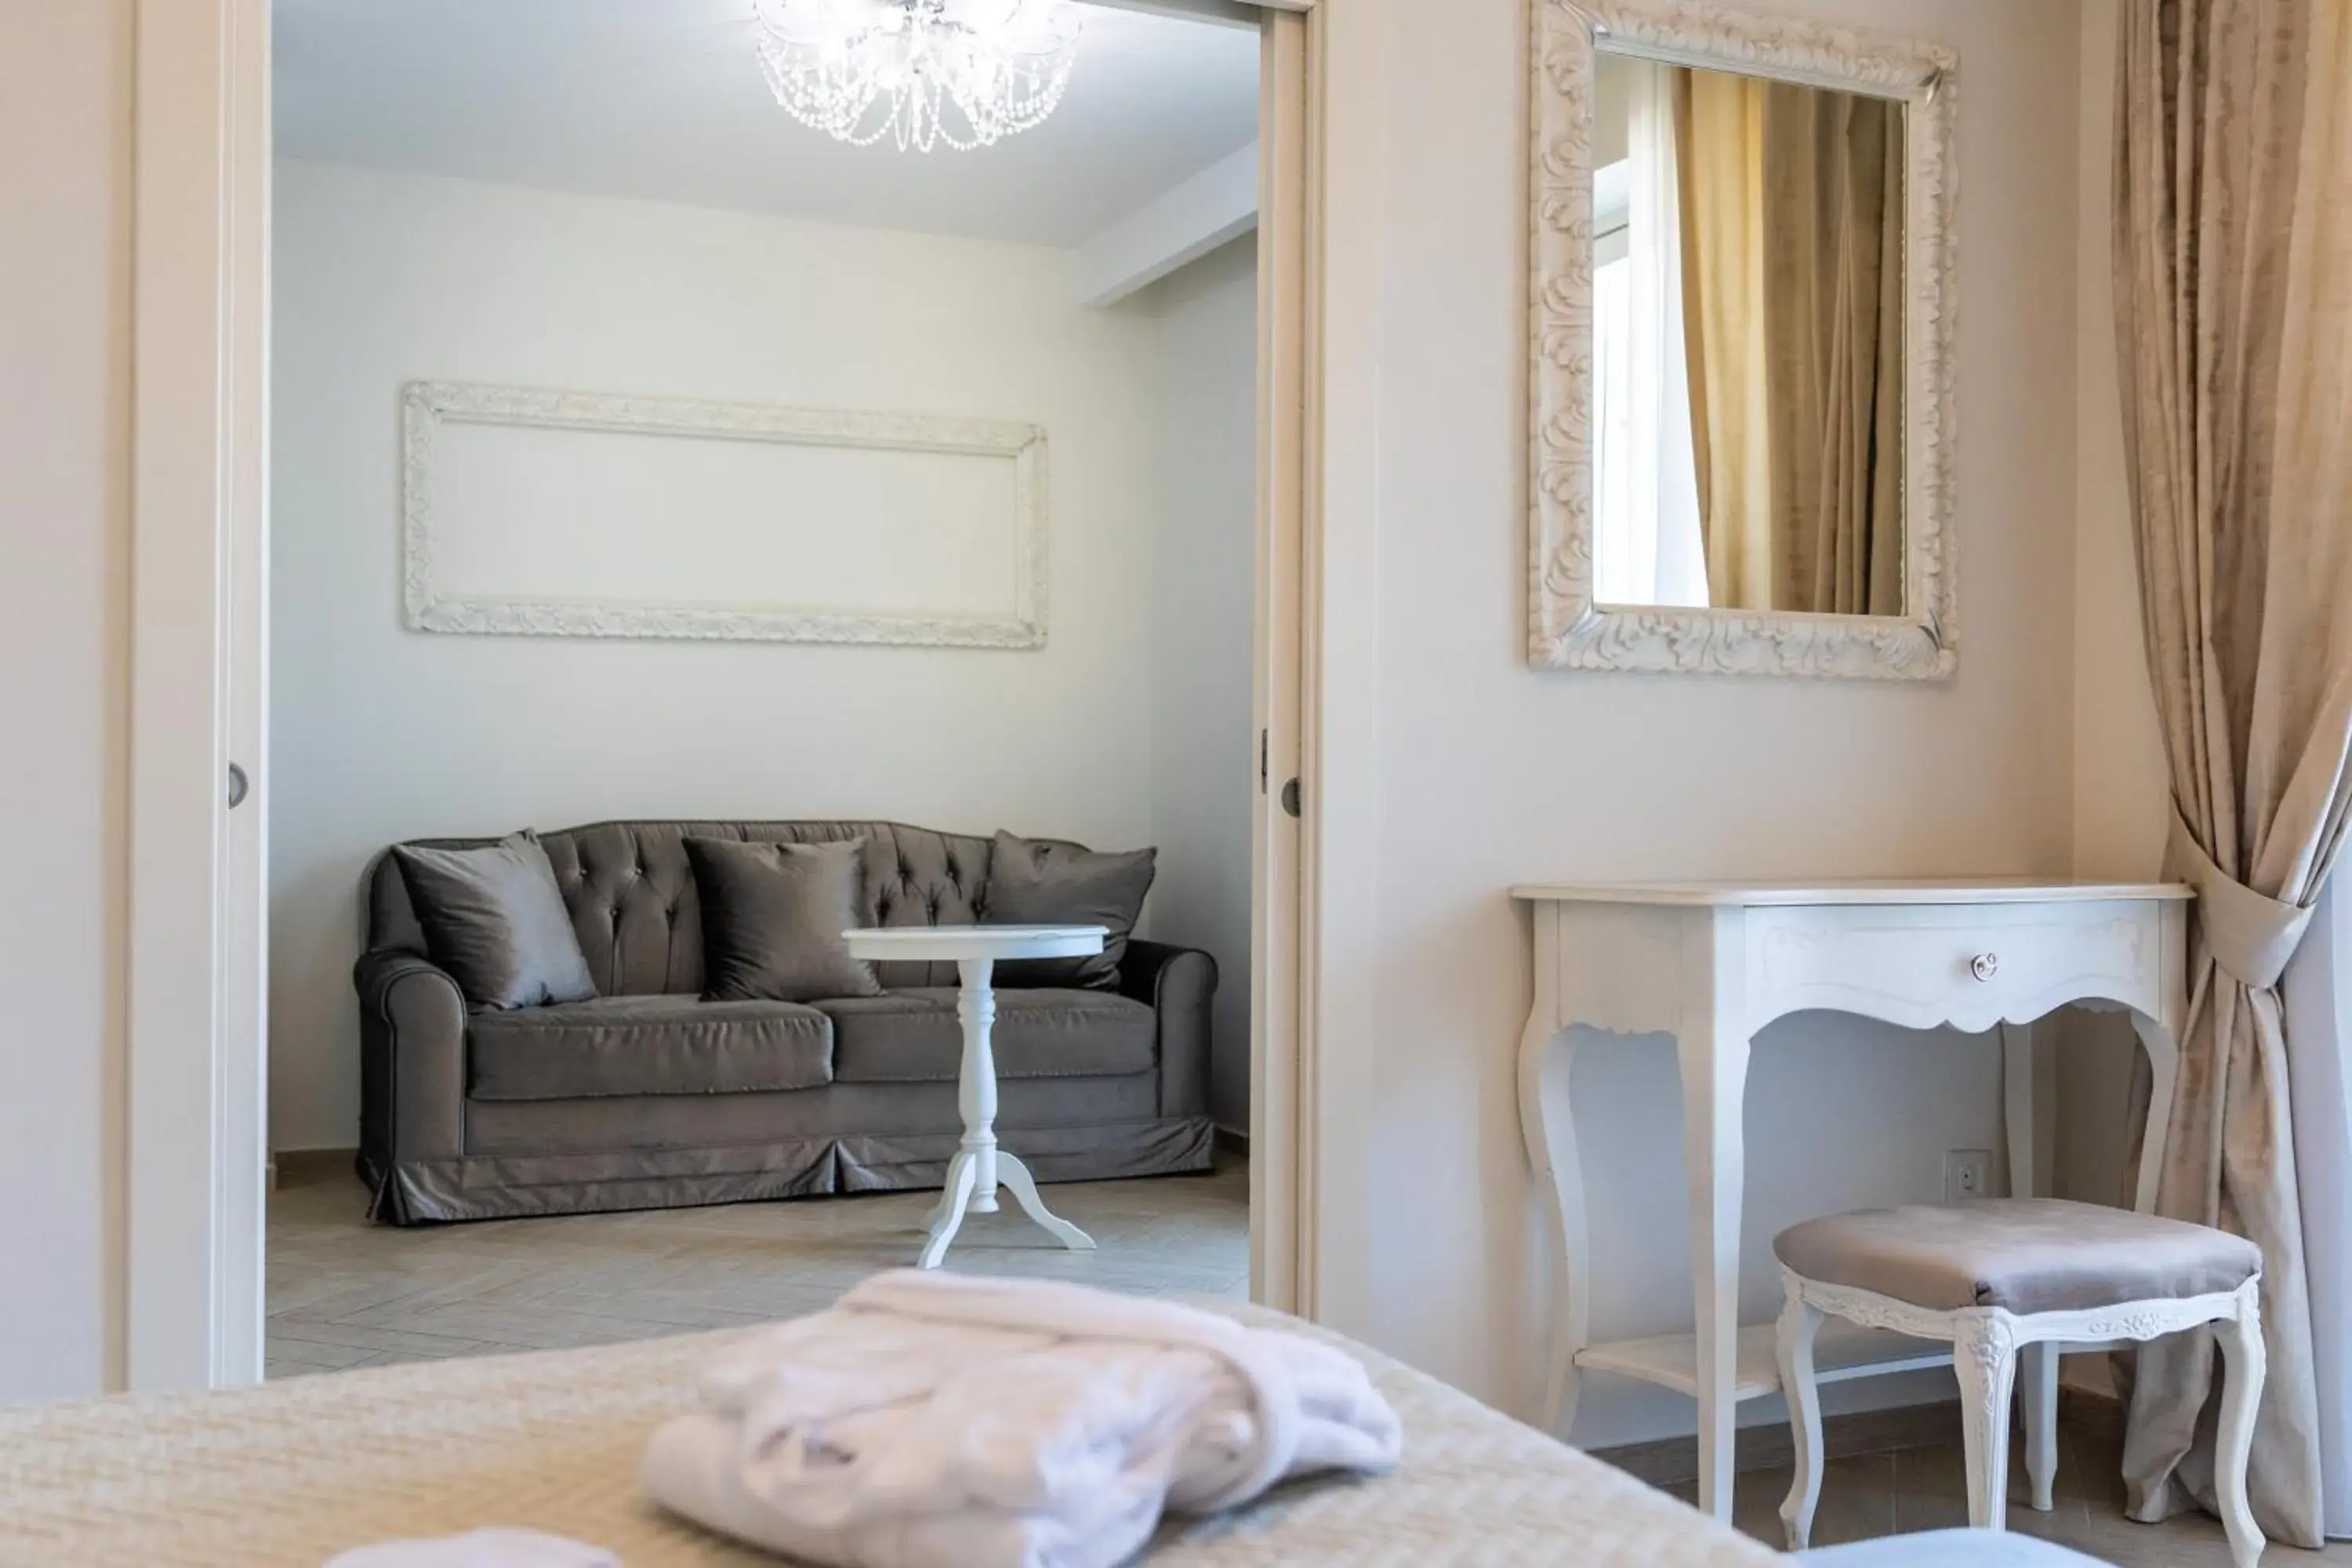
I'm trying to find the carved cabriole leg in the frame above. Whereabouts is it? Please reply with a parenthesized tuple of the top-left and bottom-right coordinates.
(2129, 1008, 2182, 1214)
(1679, 1015, 1751, 1521)
(1952, 1312, 2020, 1530)
(2022, 1340, 2059, 1512)
(1518, 1014, 1588, 1434)
(2001, 1019, 2063, 1520)
(2214, 1281, 2267, 1568)
(1519, 901, 1591, 1435)
(1679, 908, 1750, 1522)
(1776, 1276, 1827, 1551)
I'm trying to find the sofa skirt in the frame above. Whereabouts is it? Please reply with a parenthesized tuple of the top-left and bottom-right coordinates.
(363, 1114, 1216, 1225)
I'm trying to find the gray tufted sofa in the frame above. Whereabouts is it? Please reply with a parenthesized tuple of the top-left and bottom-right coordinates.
(355, 818, 1216, 1225)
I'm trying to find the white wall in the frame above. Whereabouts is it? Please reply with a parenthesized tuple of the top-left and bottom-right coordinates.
(270, 160, 1260, 1152)
(1315, 0, 2089, 1446)
(270, 162, 1173, 1150)
(0, 0, 129, 1401)
(1144, 236, 1260, 1134)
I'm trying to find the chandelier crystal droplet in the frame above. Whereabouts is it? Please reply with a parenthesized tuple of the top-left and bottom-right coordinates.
(753, 0, 1083, 153)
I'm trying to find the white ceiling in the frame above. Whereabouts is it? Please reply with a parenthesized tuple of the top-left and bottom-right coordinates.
(273, 1, 1261, 247)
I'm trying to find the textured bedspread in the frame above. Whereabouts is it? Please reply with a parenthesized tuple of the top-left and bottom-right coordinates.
(0, 1304, 1777, 1566)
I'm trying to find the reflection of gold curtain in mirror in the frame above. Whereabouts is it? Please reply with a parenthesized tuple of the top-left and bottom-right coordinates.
(1673, 70, 1904, 616)
(1673, 71, 1774, 608)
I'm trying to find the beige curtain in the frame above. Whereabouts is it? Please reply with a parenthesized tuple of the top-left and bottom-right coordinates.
(1675, 72, 1904, 615)
(2114, 0, 2352, 1547)
(1762, 85, 1904, 618)
(1676, 70, 1776, 609)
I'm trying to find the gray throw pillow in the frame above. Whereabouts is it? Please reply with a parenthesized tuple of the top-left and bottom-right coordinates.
(390, 832, 597, 1011)
(684, 836, 883, 1004)
(983, 830, 1156, 990)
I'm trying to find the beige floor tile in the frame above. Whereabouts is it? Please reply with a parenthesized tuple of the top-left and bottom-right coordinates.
(1889, 1436, 2100, 1541)
(263, 1357, 350, 1381)
(1671, 1453, 1896, 1548)
(1656, 1424, 2352, 1566)
(267, 1160, 1248, 1380)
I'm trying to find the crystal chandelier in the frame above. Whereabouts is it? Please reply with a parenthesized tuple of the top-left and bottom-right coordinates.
(752, 0, 1084, 153)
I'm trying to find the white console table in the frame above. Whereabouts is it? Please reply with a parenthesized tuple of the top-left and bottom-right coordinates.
(1512, 880, 2192, 1521)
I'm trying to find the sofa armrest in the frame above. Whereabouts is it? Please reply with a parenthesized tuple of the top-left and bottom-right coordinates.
(353, 949, 468, 1187)
(1118, 939, 1217, 1120)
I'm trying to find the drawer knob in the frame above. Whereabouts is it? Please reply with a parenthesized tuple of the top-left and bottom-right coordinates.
(1970, 953, 2000, 982)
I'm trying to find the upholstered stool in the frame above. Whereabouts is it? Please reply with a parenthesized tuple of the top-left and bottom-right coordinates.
(1773, 1199, 2265, 1566)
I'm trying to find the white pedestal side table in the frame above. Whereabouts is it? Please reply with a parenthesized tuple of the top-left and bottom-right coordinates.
(841, 924, 1106, 1269)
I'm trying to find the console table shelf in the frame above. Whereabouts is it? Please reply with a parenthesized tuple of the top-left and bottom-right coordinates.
(1576, 1321, 1951, 1404)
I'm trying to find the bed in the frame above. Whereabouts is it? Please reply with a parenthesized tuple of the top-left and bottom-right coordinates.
(0, 1302, 1788, 1566)
(1, 1301, 2114, 1566)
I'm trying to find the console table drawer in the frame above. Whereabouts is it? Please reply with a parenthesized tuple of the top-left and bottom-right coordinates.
(1743, 902, 2164, 1033)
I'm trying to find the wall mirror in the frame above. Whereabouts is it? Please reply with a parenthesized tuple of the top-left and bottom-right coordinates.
(1529, 1, 1958, 679)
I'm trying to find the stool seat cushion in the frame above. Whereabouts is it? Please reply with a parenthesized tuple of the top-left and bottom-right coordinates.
(1773, 1198, 2260, 1316)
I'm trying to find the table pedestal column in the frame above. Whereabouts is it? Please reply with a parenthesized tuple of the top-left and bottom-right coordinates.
(917, 956, 1098, 1269)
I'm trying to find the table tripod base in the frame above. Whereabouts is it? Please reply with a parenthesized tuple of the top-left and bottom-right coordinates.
(917, 1149, 1096, 1269)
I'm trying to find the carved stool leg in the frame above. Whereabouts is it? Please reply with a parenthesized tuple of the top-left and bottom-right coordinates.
(1952, 1315, 2020, 1531)
(1776, 1281, 1827, 1551)
(2215, 1287, 2268, 1568)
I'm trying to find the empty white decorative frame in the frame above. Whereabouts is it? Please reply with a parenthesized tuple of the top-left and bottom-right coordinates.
(1527, 0, 1960, 680)
(401, 381, 1050, 648)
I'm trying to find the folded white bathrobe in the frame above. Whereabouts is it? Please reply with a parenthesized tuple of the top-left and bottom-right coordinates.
(641, 1271, 1400, 1568)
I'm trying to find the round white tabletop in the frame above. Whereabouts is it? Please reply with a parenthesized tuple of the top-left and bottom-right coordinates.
(840, 924, 1107, 963)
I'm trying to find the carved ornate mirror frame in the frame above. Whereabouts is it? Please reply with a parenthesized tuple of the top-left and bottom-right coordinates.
(1527, 0, 1959, 680)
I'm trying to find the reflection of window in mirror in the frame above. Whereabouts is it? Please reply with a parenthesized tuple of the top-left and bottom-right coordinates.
(1592, 53, 1709, 609)
(1589, 50, 1907, 618)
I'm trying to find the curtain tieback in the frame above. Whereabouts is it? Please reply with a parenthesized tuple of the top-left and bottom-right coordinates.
(2168, 810, 2313, 990)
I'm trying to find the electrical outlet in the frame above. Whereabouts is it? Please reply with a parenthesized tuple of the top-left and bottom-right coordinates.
(1944, 1149, 1993, 1202)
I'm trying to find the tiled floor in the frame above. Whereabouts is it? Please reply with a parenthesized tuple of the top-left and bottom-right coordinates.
(1664, 1425, 2352, 1565)
(266, 1159, 1250, 1379)
(270, 1174, 2339, 1565)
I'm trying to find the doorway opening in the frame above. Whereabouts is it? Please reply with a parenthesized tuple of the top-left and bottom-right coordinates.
(223, 0, 1312, 1381)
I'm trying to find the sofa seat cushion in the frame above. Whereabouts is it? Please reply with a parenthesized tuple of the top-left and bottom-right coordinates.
(823, 988, 1156, 1083)
(468, 995, 833, 1102)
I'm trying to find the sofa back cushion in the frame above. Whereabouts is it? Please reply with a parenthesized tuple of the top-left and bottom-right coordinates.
(982, 829, 1156, 991)
(367, 820, 994, 995)
(682, 836, 883, 1003)
(389, 833, 598, 1010)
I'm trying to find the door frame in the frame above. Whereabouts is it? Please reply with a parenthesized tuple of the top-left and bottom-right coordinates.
(127, 0, 270, 1391)
(125, 0, 1349, 1386)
